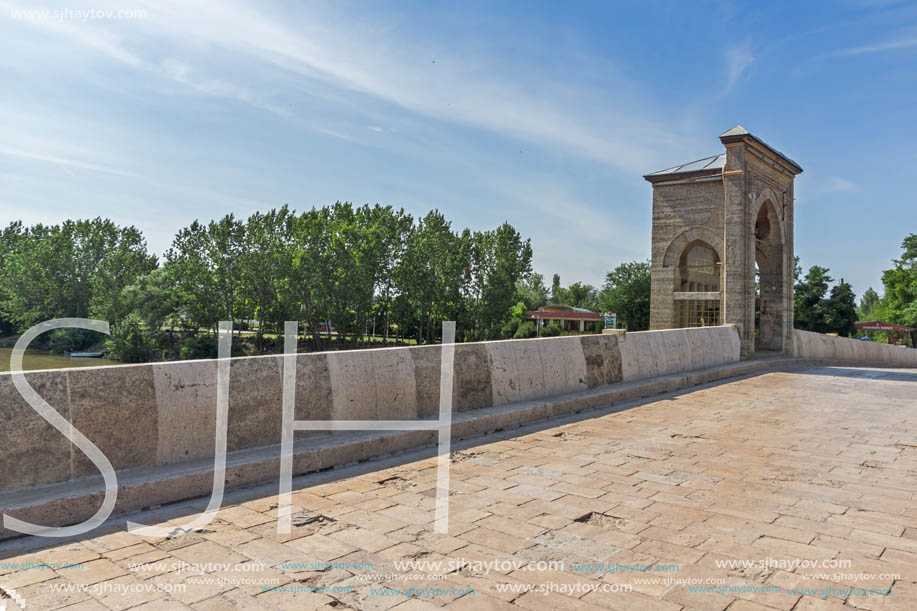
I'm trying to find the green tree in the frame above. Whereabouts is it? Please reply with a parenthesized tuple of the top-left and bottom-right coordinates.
(515, 273, 549, 311)
(474, 223, 533, 340)
(120, 267, 180, 331)
(794, 265, 833, 332)
(370, 206, 413, 342)
(396, 211, 468, 344)
(0, 222, 25, 335)
(166, 215, 246, 334)
(0, 219, 156, 331)
(879, 234, 917, 329)
(824, 279, 858, 337)
(106, 312, 154, 363)
(291, 207, 334, 348)
(559, 282, 597, 309)
(239, 206, 297, 348)
(598, 260, 651, 331)
(858, 287, 880, 321)
(89, 223, 158, 324)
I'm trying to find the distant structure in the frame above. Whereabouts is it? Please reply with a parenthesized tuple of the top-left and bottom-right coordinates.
(526, 305, 603, 333)
(644, 126, 803, 356)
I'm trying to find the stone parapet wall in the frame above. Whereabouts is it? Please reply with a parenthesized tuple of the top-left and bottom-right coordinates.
(792, 329, 917, 366)
(0, 326, 742, 493)
(619, 326, 741, 382)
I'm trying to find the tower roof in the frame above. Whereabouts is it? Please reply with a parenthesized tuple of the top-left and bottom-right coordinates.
(644, 153, 726, 178)
(718, 125, 802, 174)
(644, 126, 802, 181)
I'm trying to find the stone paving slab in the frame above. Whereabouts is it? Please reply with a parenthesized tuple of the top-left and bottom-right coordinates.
(2, 366, 917, 610)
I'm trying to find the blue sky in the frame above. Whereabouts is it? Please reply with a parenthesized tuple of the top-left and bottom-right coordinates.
(1, 1, 915, 297)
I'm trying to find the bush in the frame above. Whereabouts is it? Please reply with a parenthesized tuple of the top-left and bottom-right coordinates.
(178, 334, 246, 360)
(106, 313, 153, 362)
(513, 321, 536, 339)
(539, 322, 562, 337)
(0, 316, 15, 338)
(501, 318, 520, 339)
(48, 328, 106, 354)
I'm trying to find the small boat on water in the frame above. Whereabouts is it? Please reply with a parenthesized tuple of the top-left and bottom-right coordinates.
(68, 351, 106, 358)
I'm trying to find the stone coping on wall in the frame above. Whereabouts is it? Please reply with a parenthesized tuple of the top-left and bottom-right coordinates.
(793, 328, 917, 365)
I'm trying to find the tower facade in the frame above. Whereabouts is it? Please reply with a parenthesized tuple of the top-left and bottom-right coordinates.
(644, 126, 802, 356)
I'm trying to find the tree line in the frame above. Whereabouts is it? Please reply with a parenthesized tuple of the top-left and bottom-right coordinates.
(0, 206, 564, 360)
(793, 259, 858, 337)
(856, 234, 917, 343)
(0, 208, 658, 363)
(793, 234, 917, 341)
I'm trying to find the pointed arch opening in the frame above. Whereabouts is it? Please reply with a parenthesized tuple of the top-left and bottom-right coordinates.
(673, 240, 722, 328)
(754, 200, 785, 350)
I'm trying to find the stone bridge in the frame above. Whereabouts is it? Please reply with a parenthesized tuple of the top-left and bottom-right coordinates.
(1, 327, 916, 610)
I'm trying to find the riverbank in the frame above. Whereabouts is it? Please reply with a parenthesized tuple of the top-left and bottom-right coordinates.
(0, 348, 121, 372)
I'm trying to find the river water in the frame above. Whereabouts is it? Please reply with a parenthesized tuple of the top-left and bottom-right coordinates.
(0, 348, 121, 372)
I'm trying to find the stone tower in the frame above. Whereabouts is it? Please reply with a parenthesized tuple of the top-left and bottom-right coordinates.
(644, 126, 802, 356)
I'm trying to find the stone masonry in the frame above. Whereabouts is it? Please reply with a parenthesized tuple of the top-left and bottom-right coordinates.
(645, 127, 803, 356)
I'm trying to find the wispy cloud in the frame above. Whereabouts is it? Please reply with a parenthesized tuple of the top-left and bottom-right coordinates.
(800, 175, 859, 199)
(0, 147, 140, 177)
(480, 171, 648, 285)
(824, 35, 917, 57)
(818, 176, 858, 193)
(725, 44, 755, 91)
(4, 0, 696, 174)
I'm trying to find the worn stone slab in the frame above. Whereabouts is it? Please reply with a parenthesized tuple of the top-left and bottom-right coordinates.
(536, 337, 569, 397)
(295, 352, 333, 423)
(662, 329, 690, 374)
(601, 334, 624, 385)
(0, 370, 71, 490)
(557, 335, 588, 393)
(227, 356, 284, 452)
(632, 332, 658, 380)
(485, 340, 520, 406)
(372, 348, 417, 420)
(649, 331, 671, 376)
(452, 344, 492, 413)
(513, 339, 546, 401)
(579, 335, 606, 388)
(327, 351, 377, 421)
(153, 360, 218, 465)
(410, 344, 442, 419)
(68, 365, 158, 477)
(618, 336, 641, 382)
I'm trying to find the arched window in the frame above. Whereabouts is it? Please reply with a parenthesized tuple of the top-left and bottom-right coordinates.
(674, 241, 721, 328)
(676, 242, 720, 292)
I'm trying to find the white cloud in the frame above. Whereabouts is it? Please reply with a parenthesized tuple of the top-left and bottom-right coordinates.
(3, 0, 698, 174)
(825, 36, 917, 57)
(725, 44, 755, 91)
